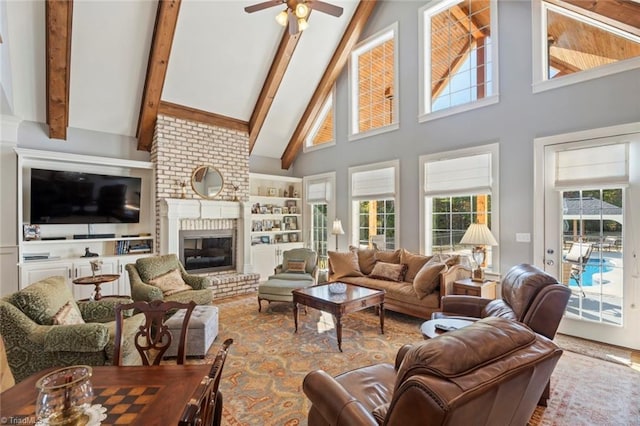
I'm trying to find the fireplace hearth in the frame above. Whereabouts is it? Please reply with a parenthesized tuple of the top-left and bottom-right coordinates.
(179, 229, 235, 274)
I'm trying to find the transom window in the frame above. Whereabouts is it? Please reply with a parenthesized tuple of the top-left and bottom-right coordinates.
(349, 24, 399, 139)
(420, 0, 499, 120)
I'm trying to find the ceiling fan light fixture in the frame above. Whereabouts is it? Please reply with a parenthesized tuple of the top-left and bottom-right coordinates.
(298, 17, 309, 31)
(295, 2, 309, 18)
(275, 9, 288, 26)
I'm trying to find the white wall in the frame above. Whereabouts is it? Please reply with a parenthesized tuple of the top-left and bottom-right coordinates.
(291, 1, 640, 275)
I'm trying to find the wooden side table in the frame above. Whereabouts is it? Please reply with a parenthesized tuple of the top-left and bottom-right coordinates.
(72, 274, 120, 300)
(452, 278, 497, 299)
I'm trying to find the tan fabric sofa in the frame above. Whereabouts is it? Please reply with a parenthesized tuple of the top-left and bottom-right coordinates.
(328, 247, 471, 319)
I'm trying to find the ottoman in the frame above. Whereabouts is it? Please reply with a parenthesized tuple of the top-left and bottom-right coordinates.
(257, 278, 314, 312)
(165, 305, 219, 358)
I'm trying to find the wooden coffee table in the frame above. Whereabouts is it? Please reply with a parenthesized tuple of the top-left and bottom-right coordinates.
(292, 283, 385, 352)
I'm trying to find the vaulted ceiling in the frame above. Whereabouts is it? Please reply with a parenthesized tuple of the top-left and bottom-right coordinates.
(2, 0, 375, 168)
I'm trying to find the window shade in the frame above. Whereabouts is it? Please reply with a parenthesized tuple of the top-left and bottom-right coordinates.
(352, 166, 396, 199)
(307, 179, 331, 203)
(424, 153, 491, 196)
(555, 143, 628, 189)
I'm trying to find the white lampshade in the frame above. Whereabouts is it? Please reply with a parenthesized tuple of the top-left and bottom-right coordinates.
(460, 223, 498, 247)
(297, 17, 309, 31)
(275, 10, 288, 26)
(331, 219, 345, 236)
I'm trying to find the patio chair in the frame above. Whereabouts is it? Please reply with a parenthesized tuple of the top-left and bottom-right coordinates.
(565, 242, 593, 297)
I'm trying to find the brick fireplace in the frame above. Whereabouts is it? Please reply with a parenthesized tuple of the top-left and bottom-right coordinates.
(153, 115, 259, 297)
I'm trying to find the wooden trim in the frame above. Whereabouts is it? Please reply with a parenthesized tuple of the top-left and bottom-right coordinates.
(281, 0, 378, 169)
(545, 0, 640, 38)
(45, 0, 73, 140)
(136, 0, 182, 152)
(248, 24, 304, 152)
(158, 101, 249, 133)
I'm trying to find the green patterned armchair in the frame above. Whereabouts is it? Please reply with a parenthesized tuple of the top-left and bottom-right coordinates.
(125, 254, 213, 305)
(0, 276, 145, 382)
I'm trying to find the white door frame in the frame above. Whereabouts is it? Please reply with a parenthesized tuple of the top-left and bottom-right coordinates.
(533, 122, 640, 350)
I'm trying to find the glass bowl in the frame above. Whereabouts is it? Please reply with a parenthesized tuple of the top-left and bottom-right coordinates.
(328, 282, 347, 294)
(35, 365, 94, 425)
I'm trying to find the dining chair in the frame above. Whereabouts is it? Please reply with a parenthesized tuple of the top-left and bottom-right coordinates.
(114, 300, 196, 366)
(178, 338, 234, 426)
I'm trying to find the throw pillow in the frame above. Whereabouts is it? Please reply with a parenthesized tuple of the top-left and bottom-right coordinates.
(349, 245, 377, 275)
(285, 259, 306, 273)
(53, 301, 85, 325)
(400, 249, 433, 282)
(328, 251, 363, 279)
(369, 262, 407, 282)
(413, 262, 446, 299)
(374, 249, 401, 264)
(148, 268, 193, 296)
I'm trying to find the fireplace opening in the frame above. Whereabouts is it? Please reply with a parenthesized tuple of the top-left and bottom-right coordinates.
(179, 229, 235, 274)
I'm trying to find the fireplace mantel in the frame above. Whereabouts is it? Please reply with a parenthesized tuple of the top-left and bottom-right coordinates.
(159, 198, 251, 274)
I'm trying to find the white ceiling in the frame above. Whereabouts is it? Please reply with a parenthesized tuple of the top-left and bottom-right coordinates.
(1, 0, 359, 160)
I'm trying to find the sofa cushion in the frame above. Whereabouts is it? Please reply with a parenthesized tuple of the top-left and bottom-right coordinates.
(10, 276, 76, 325)
(136, 254, 182, 282)
(413, 262, 446, 299)
(350, 246, 377, 275)
(400, 249, 433, 282)
(328, 251, 363, 279)
(375, 249, 401, 264)
(285, 259, 307, 273)
(370, 262, 406, 282)
(53, 301, 86, 325)
(148, 268, 193, 296)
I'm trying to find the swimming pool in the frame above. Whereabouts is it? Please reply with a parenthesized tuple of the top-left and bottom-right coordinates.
(568, 258, 614, 287)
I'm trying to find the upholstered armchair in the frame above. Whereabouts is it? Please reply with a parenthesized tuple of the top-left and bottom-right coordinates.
(270, 248, 319, 284)
(126, 254, 213, 305)
(303, 317, 562, 426)
(0, 276, 145, 382)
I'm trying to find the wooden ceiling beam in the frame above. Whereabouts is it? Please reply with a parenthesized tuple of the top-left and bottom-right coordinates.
(248, 22, 304, 152)
(450, 5, 485, 39)
(281, 0, 378, 170)
(136, 0, 181, 152)
(45, 0, 73, 140)
(546, 0, 640, 38)
(158, 101, 249, 133)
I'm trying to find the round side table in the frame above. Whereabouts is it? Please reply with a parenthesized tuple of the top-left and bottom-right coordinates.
(72, 274, 120, 300)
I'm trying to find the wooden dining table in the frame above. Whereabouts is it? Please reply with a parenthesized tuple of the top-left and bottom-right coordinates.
(0, 364, 211, 425)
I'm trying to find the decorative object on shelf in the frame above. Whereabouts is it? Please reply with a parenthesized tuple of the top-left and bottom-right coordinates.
(331, 219, 345, 251)
(328, 282, 347, 294)
(23, 224, 41, 241)
(293, 189, 299, 198)
(35, 365, 94, 426)
(191, 165, 224, 200)
(460, 223, 498, 282)
(290, 234, 298, 243)
(231, 183, 240, 201)
(89, 260, 103, 278)
(283, 189, 289, 197)
(267, 187, 277, 196)
(273, 207, 282, 215)
(260, 236, 271, 244)
(282, 234, 289, 243)
(176, 179, 187, 199)
(82, 248, 99, 258)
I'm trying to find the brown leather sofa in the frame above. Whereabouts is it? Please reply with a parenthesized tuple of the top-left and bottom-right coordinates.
(303, 317, 562, 426)
(432, 263, 571, 405)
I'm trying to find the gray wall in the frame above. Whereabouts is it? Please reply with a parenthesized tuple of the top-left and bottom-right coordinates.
(290, 0, 640, 274)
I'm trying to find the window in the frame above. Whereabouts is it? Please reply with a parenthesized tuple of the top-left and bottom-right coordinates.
(420, 0, 499, 121)
(304, 87, 335, 152)
(349, 160, 399, 250)
(532, 0, 640, 92)
(304, 172, 335, 257)
(349, 24, 399, 140)
(420, 144, 499, 269)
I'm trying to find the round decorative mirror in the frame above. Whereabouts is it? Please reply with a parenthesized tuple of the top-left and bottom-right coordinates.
(191, 165, 224, 199)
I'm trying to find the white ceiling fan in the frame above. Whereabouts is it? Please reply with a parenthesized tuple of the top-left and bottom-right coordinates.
(245, 0, 344, 35)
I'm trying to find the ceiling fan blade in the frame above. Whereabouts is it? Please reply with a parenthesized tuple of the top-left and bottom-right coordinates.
(288, 11, 299, 35)
(244, 0, 282, 14)
(310, 1, 343, 17)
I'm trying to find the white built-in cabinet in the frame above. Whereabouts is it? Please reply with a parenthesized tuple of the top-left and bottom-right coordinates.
(16, 148, 156, 298)
(249, 173, 304, 280)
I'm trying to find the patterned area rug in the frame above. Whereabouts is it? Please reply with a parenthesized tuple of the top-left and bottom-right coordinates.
(192, 294, 640, 426)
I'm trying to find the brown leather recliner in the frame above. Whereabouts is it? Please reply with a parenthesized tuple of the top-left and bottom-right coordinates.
(432, 263, 571, 405)
(303, 317, 562, 426)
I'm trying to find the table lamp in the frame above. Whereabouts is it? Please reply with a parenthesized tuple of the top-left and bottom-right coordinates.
(460, 223, 498, 282)
(331, 219, 345, 251)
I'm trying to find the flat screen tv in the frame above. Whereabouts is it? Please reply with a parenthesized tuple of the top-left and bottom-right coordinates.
(30, 168, 142, 224)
